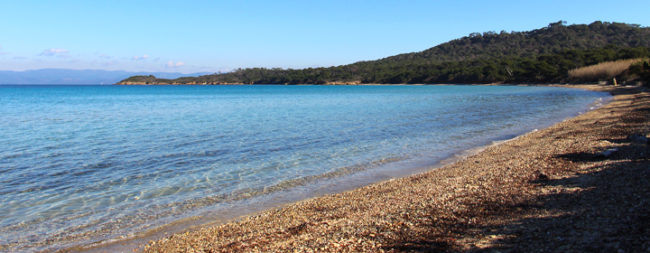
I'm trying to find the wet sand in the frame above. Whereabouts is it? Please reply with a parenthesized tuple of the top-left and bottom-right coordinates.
(107, 85, 650, 252)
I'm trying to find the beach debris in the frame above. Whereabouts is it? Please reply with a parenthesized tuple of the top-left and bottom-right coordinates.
(534, 170, 549, 181)
(598, 148, 619, 158)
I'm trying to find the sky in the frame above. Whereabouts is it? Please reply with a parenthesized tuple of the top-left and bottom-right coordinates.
(0, 0, 649, 73)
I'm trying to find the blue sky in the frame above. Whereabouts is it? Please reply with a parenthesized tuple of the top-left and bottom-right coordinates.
(1, 0, 648, 73)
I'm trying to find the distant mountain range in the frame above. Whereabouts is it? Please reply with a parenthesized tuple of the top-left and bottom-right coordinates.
(0, 69, 211, 85)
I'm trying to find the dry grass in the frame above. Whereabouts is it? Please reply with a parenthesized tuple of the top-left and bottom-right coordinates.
(569, 58, 646, 81)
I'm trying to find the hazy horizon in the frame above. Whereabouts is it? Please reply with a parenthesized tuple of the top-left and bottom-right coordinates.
(0, 69, 212, 85)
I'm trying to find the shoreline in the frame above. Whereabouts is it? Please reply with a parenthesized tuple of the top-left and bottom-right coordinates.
(71, 84, 647, 252)
(68, 93, 551, 253)
(73, 139, 517, 253)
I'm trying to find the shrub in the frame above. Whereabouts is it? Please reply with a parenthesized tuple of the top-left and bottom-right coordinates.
(568, 58, 645, 82)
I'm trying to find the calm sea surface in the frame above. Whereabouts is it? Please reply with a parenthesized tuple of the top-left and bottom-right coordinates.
(0, 85, 608, 251)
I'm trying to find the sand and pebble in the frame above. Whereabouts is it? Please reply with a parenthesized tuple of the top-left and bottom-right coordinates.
(101, 85, 649, 252)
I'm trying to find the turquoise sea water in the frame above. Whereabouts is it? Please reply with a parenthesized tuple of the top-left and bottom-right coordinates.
(0, 85, 608, 251)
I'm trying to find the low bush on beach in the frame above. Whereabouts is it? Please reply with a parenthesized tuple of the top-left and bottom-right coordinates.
(568, 58, 650, 86)
(568, 58, 645, 82)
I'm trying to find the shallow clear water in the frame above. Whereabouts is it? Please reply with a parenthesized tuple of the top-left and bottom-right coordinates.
(0, 85, 608, 251)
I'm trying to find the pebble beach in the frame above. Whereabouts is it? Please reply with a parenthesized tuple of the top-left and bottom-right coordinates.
(119, 85, 649, 252)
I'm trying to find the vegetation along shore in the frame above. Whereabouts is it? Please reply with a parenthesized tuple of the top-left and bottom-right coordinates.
(128, 84, 648, 252)
(119, 21, 650, 86)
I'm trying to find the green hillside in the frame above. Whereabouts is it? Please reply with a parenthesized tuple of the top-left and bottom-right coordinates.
(118, 21, 650, 85)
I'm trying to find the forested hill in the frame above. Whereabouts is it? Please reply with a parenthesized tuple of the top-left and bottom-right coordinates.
(118, 21, 650, 85)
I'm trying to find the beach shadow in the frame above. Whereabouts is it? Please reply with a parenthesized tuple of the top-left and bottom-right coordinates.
(465, 148, 650, 252)
(553, 150, 616, 163)
(378, 145, 648, 252)
(385, 239, 454, 252)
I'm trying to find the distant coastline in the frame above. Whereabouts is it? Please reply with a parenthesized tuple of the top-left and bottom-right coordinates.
(117, 80, 365, 85)
(0, 69, 211, 85)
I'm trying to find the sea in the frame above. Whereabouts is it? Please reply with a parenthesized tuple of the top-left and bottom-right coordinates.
(0, 85, 609, 251)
